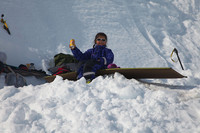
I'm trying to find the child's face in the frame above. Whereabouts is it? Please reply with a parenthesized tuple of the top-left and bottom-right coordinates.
(96, 35, 107, 46)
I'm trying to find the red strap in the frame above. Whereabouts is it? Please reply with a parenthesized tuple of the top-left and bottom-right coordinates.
(53, 67, 69, 75)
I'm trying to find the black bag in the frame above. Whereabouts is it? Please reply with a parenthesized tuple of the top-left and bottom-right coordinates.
(48, 63, 79, 74)
(0, 61, 4, 73)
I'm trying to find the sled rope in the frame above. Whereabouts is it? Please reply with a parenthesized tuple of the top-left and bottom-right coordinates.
(170, 48, 184, 70)
(170, 49, 178, 63)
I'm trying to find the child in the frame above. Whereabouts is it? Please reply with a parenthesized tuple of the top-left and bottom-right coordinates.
(69, 32, 114, 82)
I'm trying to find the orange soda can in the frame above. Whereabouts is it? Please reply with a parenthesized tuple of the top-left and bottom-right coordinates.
(70, 39, 75, 49)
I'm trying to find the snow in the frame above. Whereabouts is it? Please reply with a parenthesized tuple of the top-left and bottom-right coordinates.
(0, 0, 200, 132)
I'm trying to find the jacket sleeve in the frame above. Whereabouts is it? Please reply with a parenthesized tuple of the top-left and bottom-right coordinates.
(71, 47, 92, 61)
(99, 49, 114, 66)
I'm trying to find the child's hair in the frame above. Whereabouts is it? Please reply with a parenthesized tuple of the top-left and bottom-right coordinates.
(93, 32, 107, 46)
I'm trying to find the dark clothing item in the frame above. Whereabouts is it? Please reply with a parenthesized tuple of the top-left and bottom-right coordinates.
(76, 60, 100, 80)
(0, 61, 4, 73)
(54, 53, 78, 67)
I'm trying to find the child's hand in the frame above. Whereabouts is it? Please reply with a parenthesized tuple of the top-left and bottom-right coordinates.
(69, 39, 76, 49)
(97, 57, 106, 65)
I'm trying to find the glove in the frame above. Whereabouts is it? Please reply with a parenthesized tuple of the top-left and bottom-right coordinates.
(69, 39, 76, 49)
(97, 57, 106, 65)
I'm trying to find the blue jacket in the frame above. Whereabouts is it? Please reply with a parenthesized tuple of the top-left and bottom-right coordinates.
(72, 45, 114, 68)
(71, 45, 114, 79)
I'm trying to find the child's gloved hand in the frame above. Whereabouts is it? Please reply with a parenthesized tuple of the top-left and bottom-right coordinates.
(69, 39, 76, 49)
(97, 57, 106, 65)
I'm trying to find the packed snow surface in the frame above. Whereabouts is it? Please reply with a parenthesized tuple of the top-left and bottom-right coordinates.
(0, 0, 200, 132)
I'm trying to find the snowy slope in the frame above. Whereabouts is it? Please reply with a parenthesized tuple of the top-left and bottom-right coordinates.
(0, 0, 200, 132)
